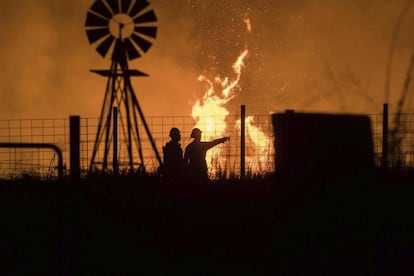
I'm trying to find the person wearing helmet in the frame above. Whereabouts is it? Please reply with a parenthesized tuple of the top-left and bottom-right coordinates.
(184, 128, 230, 181)
(162, 127, 185, 180)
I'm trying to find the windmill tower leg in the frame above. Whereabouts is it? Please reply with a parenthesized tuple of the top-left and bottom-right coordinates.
(89, 61, 119, 173)
(128, 83, 163, 166)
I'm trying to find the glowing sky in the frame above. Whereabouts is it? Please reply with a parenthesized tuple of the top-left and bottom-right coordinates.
(0, 0, 413, 119)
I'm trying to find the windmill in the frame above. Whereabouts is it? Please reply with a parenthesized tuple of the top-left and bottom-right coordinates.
(85, 0, 162, 174)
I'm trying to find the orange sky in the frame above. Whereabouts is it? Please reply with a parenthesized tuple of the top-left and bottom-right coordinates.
(0, 0, 413, 119)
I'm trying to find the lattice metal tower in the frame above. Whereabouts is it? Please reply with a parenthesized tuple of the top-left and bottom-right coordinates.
(85, 0, 162, 173)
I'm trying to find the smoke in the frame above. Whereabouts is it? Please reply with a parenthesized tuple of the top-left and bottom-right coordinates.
(0, 0, 413, 119)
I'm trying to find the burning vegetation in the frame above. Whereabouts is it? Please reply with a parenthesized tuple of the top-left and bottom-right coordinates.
(191, 16, 273, 177)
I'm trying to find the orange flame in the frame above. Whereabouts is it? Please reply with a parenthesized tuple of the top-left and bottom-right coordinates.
(191, 48, 249, 176)
(236, 116, 274, 173)
(192, 48, 248, 131)
(244, 15, 252, 33)
(191, 16, 273, 177)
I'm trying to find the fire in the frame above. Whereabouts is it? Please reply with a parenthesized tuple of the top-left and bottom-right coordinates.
(191, 16, 273, 177)
(191, 49, 248, 176)
(236, 116, 274, 173)
(244, 15, 252, 33)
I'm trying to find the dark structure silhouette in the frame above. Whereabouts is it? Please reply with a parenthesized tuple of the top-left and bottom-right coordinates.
(162, 127, 185, 180)
(271, 111, 381, 274)
(272, 111, 375, 181)
(184, 128, 229, 181)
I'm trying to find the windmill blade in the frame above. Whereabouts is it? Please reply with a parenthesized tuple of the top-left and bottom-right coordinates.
(90, 0, 113, 19)
(134, 26, 157, 38)
(106, 0, 120, 15)
(125, 38, 141, 60)
(86, 28, 110, 44)
(85, 11, 109, 27)
(131, 33, 152, 53)
(121, 0, 132, 13)
(133, 10, 157, 24)
(85, 0, 157, 59)
(96, 35, 115, 57)
(129, 0, 149, 18)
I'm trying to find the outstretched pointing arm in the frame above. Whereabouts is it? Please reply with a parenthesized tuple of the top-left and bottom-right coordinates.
(212, 137, 230, 146)
(203, 137, 230, 150)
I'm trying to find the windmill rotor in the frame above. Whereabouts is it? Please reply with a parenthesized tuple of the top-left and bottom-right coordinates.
(85, 0, 158, 60)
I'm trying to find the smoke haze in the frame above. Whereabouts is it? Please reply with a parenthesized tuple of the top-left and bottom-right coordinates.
(0, 0, 413, 119)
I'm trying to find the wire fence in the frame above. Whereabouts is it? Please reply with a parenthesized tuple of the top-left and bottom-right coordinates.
(0, 113, 413, 179)
(0, 114, 274, 179)
(81, 114, 275, 178)
(0, 119, 68, 179)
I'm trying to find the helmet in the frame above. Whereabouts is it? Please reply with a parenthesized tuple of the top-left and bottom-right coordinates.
(190, 128, 202, 138)
(169, 127, 180, 138)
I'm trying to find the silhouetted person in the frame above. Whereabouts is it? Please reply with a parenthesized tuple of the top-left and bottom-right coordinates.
(184, 128, 229, 181)
(162, 127, 185, 180)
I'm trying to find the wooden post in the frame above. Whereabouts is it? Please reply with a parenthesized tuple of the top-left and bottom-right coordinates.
(113, 106, 119, 175)
(240, 105, 246, 179)
(70, 116, 80, 179)
(382, 103, 389, 170)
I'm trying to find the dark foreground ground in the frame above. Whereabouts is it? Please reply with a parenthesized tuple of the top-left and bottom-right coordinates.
(1, 170, 413, 275)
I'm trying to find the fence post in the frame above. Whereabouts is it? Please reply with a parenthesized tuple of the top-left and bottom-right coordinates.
(240, 105, 246, 179)
(113, 106, 119, 175)
(382, 103, 389, 170)
(70, 116, 80, 180)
